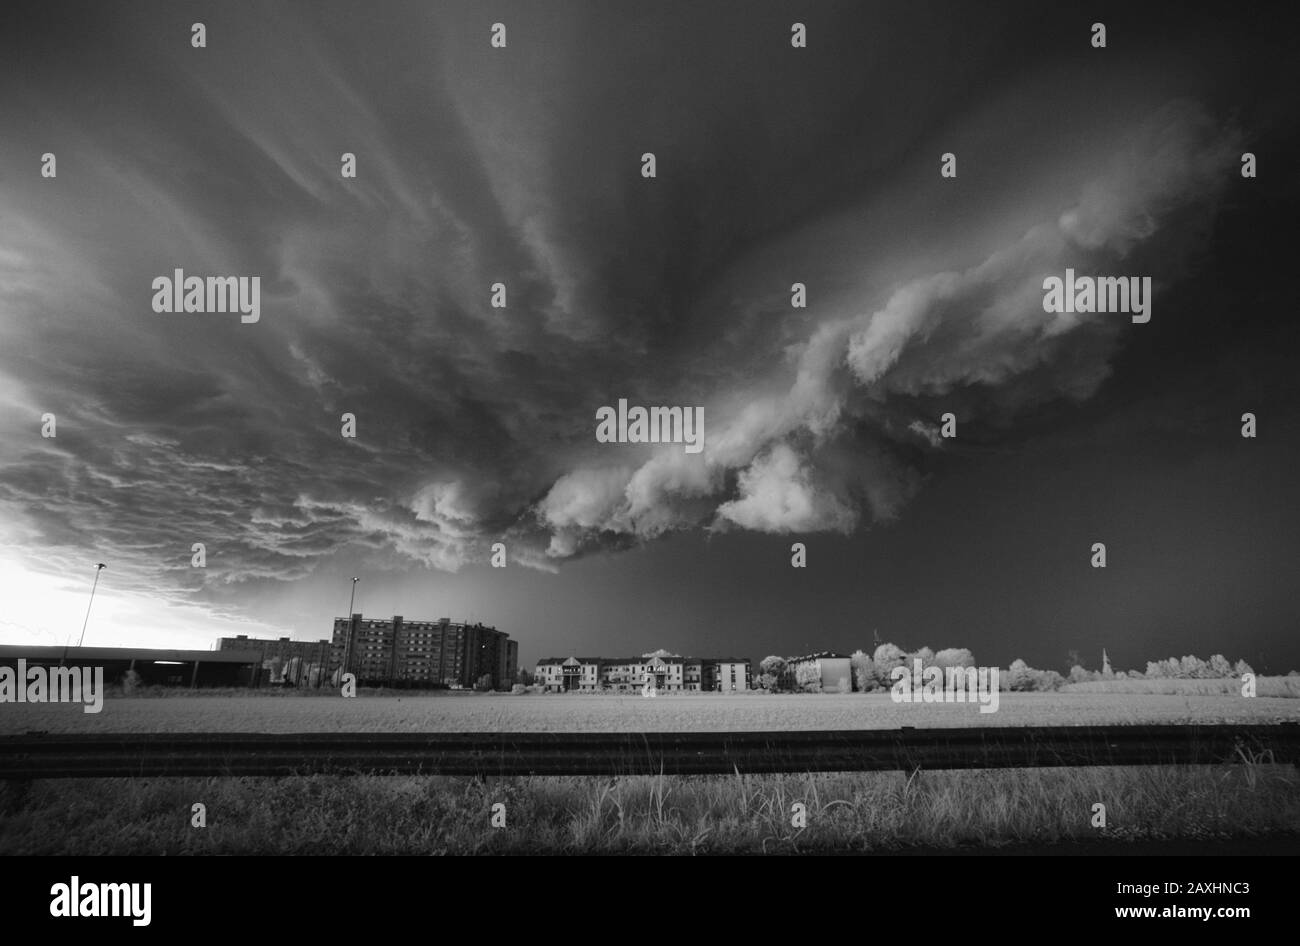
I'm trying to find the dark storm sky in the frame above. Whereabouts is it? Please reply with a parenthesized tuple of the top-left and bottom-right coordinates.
(0, 1, 1296, 672)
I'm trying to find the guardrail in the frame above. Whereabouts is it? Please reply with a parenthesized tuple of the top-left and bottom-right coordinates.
(1, 724, 1297, 778)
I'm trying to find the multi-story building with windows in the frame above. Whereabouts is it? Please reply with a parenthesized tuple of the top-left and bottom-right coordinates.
(330, 614, 517, 689)
(535, 654, 751, 693)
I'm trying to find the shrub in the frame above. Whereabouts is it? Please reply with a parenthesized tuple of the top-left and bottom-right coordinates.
(759, 656, 787, 691)
(1032, 669, 1065, 691)
(932, 648, 975, 669)
(871, 644, 907, 688)
(850, 650, 875, 692)
(909, 646, 935, 666)
(794, 662, 822, 693)
(1069, 664, 1096, 684)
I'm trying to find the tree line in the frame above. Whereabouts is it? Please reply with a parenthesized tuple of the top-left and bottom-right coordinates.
(756, 646, 1259, 693)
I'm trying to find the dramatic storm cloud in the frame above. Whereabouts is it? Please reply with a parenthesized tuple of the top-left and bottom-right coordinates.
(526, 101, 1240, 553)
(1, 1, 1296, 668)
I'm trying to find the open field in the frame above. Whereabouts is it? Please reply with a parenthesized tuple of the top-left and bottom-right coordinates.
(6, 692, 1297, 854)
(2, 764, 1297, 854)
(1062, 677, 1300, 697)
(2, 691, 1298, 734)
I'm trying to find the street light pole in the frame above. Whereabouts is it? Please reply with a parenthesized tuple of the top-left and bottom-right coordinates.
(339, 577, 359, 685)
(78, 563, 107, 648)
(62, 563, 106, 667)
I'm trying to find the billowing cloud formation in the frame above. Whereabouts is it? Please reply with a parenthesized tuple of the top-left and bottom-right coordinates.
(540, 100, 1238, 551)
(0, 3, 1241, 624)
(716, 444, 856, 533)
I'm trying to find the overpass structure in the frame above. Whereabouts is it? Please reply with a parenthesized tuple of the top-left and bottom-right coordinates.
(0, 644, 264, 689)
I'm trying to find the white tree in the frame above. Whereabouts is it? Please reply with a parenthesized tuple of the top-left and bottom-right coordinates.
(871, 643, 907, 687)
(932, 648, 975, 669)
(794, 662, 822, 693)
(1207, 654, 1233, 678)
(1007, 658, 1034, 691)
(760, 656, 788, 692)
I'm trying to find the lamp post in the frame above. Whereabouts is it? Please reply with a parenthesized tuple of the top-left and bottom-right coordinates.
(339, 577, 359, 685)
(62, 563, 105, 667)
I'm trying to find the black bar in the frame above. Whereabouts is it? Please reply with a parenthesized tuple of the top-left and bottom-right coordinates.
(1, 724, 1296, 778)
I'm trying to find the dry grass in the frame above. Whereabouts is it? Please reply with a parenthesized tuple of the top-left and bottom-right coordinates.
(2, 763, 1296, 854)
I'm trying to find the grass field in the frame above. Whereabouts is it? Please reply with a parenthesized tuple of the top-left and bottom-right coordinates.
(3, 764, 1297, 855)
(2, 690, 1298, 734)
(5, 690, 1296, 854)
(1062, 677, 1300, 697)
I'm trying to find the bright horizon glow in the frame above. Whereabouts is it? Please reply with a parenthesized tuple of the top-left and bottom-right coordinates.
(0, 553, 298, 650)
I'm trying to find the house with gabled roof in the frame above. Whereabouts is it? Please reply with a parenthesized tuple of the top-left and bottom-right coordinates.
(535, 653, 751, 693)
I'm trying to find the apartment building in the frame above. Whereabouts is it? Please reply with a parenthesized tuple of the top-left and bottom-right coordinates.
(535, 654, 752, 693)
(330, 614, 517, 689)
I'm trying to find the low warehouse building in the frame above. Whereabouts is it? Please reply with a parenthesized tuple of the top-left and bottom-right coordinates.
(785, 652, 854, 692)
(0, 644, 263, 688)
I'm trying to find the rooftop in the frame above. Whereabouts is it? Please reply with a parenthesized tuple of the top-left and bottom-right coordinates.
(0, 644, 263, 664)
(536, 656, 751, 666)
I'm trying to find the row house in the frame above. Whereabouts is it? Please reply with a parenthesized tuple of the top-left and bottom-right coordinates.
(535, 654, 751, 693)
